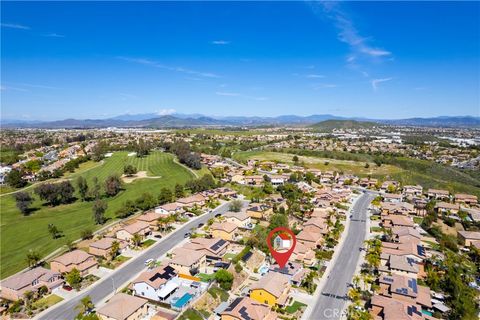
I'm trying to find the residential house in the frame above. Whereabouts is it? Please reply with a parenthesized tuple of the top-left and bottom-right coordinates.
(210, 222, 239, 241)
(380, 202, 415, 216)
(116, 221, 151, 242)
(89, 237, 127, 258)
(223, 210, 252, 229)
(132, 265, 178, 301)
(168, 247, 206, 275)
(221, 297, 277, 320)
(458, 231, 480, 247)
(97, 293, 148, 320)
(382, 215, 415, 229)
(383, 193, 403, 203)
(50, 249, 98, 275)
(378, 273, 432, 310)
(250, 272, 290, 306)
(155, 202, 185, 216)
(182, 238, 229, 262)
(434, 202, 460, 214)
(0, 267, 63, 301)
(454, 193, 478, 205)
(292, 241, 316, 267)
(176, 194, 206, 208)
(385, 255, 420, 278)
(403, 185, 423, 198)
(137, 211, 164, 228)
(244, 175, 264, 186)
(427, 189, 449, 200)
(370, 294, 429, 320)
(246, 203, 273, 220)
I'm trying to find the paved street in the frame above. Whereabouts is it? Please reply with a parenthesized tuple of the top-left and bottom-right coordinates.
(308, 192, 375, 320)
(37, 200, 245, 320)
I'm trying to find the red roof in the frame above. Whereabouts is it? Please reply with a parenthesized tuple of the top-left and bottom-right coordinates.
(278, 233, 290, 240)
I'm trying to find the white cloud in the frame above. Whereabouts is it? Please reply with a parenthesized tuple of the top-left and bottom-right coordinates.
(313, 83, 338, 90)
(118, 56, 220, 78)
(306, 74, 325, 78)
(157, 108, 176, 116)
(371, 78, 392, 91)
(1, 23, 30, 30)
(42, 33, 65, 38)
(216, 92, 240, 96)
(211, 40, 230, 45)
(310, 2, 391, 60)
(216, 91, 268, 101)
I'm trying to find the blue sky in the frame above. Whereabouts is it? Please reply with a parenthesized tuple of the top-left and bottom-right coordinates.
(1, 1, 479, 120)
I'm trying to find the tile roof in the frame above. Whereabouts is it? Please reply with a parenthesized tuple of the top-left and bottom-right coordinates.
(97, 293, 147, 320)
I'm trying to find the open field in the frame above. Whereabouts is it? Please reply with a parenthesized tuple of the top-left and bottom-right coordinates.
(233, 150, 480, 197)
(0, 151, 196, 279)
(232, 151, 402, 176)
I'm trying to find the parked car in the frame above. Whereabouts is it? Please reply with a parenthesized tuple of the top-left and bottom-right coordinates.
(62, 285, 72, 291)
(154, 234, 163, 239)
(198, 223, 205, 228)
(144, 258, 154, 266)
(184, 232, 191, 238)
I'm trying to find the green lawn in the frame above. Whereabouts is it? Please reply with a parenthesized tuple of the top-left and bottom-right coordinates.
(223, 253, 236, 261)
(286, 301, 307, 314)
(208, 286, 229, 301)
(413, 217, 424, 224)
(197, 273, 216, 282)
(141, 239, 156, 248)
(178, 309, 203, 320)
(0, 151, 196, 279)
(100, 255, 131, 269)
(32, 294, 63, 310)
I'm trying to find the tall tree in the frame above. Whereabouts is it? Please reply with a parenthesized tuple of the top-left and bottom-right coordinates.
(104, 175, 122, 197)
(174, 183, 184, 198)
(14, 191, 33, 215)
(158, 187, 173, 205)
(6, 170, 26, 188)
(76, 176, 89, 201)
(92, 199, 107, 224)
(26, 249, 41, 267)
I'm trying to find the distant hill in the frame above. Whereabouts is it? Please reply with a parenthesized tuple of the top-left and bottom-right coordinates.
(1, 114, 478, 129)
(309, 120, 380, 131)
(382, 116, 480, 128)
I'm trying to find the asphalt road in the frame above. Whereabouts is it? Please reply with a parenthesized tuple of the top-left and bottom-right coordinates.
(37, 200, 245, 320)
(309, 192, 375, 320)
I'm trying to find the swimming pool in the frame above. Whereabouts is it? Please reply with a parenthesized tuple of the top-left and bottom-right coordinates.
(172, 293, 193, 309)
(421, 310, 433, 316)
(258, 264, 269, 275)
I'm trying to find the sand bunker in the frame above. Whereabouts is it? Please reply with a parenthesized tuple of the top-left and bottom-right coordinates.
(121, 171, 161, 183)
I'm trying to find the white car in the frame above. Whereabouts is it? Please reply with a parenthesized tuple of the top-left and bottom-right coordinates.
(144, 258, 154, 266)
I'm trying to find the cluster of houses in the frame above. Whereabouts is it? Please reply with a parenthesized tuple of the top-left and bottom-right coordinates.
(0, 141, 97, 184)
(366, 189, 480, 320)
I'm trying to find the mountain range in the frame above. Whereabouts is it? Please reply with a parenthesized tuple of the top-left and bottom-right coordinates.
(1, 114, 479, 129)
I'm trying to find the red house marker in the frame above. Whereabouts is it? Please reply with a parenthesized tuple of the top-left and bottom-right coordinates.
(266, 226, 297, 268)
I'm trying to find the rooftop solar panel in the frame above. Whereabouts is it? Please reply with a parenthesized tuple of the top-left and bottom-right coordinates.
(239, 306, 251, 320)
(225, 298, 242, 312)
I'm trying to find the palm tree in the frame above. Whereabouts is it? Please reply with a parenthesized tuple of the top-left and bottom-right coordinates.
(26, 249, 41, 267)
(348, 287, 361, 302)
(131, 233, 142, 248)
(75, 295, 94, 316)
(23, 290, 35, 309)
(110, 241, 120, 260)
(352, 275, 361, 289)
